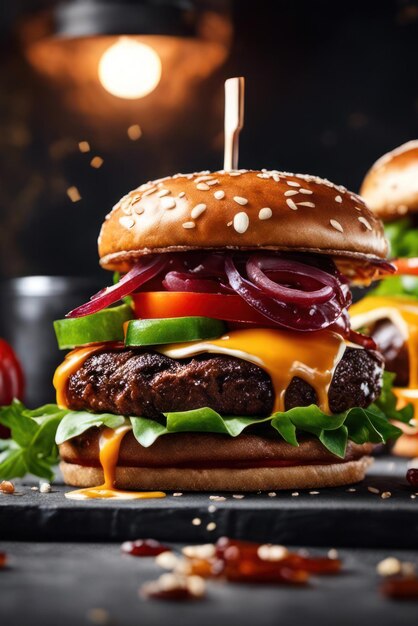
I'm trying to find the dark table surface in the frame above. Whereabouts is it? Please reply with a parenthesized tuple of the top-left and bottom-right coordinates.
(1, 541, 418, 626)
(1, 457, 417, 547)
(1, 456, 417, 624)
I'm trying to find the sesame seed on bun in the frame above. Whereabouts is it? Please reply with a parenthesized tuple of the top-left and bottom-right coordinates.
(360, 140, 418, 220)
(98, 169, 388, 273)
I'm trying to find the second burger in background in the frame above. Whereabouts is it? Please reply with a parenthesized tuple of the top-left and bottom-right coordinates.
(351, 141, 418, 457)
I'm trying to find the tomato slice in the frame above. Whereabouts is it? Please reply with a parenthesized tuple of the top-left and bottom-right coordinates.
(132, 292, 274, 325)
(0, 338, 25, 438)
(393, 258, 418, 276)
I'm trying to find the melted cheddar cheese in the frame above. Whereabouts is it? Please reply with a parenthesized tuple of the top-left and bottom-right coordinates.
(156, 328, 348, 414)
(350, 296, 418, 417)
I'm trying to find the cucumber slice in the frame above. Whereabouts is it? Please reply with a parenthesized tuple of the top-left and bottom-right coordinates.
(54, 304, 133, 350)
(125, 317, 226, 347)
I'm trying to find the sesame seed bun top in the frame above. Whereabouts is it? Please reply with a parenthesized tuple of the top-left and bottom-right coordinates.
(98, 169, 388, 274)
(360, 140, 418, 220)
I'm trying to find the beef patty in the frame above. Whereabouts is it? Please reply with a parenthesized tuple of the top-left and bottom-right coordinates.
(65, 346, 383, 418)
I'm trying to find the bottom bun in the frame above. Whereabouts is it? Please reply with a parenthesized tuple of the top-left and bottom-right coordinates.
(60, 456, 373, 492)
(392, 434, 418, 458)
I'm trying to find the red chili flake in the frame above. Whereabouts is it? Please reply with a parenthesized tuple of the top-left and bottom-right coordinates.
(121, 539, 170, 557)
(406, 468, 418, 488)
(381, 576, 418, 599)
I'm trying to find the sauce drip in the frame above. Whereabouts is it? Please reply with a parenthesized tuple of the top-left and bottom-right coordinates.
(65, 426, 166, 501)
(350, 296, 418, 416)
(157, 328, 347, 413)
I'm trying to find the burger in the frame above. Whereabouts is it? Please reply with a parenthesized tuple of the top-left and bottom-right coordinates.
(51, 167, 413, 495)
(350, 141, 418, 457)
(0, 169, 409, 493)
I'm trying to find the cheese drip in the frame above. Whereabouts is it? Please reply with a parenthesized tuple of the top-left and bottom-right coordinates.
(53, 345, 106, 408)
(156, 328, 347, 414)
(65, 425, 166, 500)
(350, 296, 418, 417)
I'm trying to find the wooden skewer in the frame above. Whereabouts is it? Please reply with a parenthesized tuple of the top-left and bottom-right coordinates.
(223, 77, 245, 171)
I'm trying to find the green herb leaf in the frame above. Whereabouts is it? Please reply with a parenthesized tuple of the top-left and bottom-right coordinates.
(0, 448, 27, 480)
(0, 400, 39, 447)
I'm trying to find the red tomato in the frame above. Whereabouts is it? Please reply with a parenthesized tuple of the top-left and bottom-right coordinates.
(132, 291, 274, 325)
(393, 258, 418, 276)
(0, 339, 25, 438)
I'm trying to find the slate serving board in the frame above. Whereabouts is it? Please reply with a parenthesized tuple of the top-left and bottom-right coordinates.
(1, 456, 416, 547)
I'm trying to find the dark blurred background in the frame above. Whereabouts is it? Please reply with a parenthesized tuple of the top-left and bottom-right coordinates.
(1, 0, 418, 403)
(1, 0, 418, 281)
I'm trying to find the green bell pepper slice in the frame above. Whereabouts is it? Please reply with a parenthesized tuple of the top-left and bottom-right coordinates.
(54, 304, 133, 350)
(125, 316, 226, 347)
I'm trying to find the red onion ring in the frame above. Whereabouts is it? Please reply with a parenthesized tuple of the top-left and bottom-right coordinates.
(225, 255, 348, 332)
(246, 255, 335, 305)
(66, 256, 168, 318)
(163, 272, 231, 294)
(348, 329, 377, 350)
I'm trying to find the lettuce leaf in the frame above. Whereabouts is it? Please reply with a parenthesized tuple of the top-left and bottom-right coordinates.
(370, 218, 418, 298)
(131, 401, 407, 459)
(55, 412, 126, 445)
(384, 218, 418, 259)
